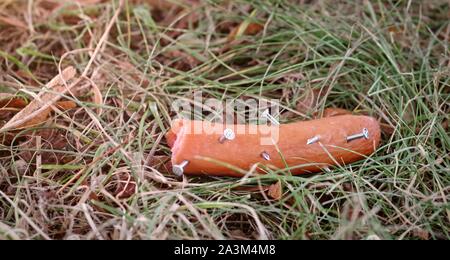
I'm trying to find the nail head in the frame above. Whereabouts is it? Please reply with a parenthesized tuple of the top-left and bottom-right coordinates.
(261, 151, 271, 161)
(223, 128, 236, 140)
(362, 128, 369, 139)
(173, 160, 189, 177)
(173, 165, 184, 176)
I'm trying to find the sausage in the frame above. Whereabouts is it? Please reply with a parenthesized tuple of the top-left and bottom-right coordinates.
(167, 115, 381, 177)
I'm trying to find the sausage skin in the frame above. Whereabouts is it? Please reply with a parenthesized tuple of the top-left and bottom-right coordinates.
(167, 115, 381, 177)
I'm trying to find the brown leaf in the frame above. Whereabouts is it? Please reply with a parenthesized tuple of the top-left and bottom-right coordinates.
(0, 66, 77, 131)
(387, 25, 404, 34)
(0, 15, 28, 30)
(227, 22, 264, 42)
(11, 100, 77, 130)
(0, 96, 75, 145)
(54, 100, 77, 111)
(0, 96, 27, 109)
(268, 181, 282, 200)
(387, 25, 406, 44)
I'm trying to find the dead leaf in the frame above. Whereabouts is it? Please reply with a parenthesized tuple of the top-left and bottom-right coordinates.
(54, 100, 77, 111)
(387, 25, 406, 45)
(1, 100, 77, 145)
(0, 15, 28, 30)
(0, 66, 77, 131)
(228, 22, 264, 42)
(0, 96, 27, 109)
(387, 25, 405, 35)
(268, 181, 282, 200)
(22, 100, 77, 128)
(0, 97, 76, 145)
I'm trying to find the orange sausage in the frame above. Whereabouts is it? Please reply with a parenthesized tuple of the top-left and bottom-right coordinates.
(167, 115, 381, 177)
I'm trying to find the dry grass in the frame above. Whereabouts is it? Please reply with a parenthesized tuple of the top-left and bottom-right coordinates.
(0, 0, 449, 240)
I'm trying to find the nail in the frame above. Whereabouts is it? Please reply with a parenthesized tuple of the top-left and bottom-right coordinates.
(261, 109, 280, 126)
(219, 128, 236, 143)
(261, 151, 271, 161)
(173, 160, 189, 177)
(346, 128, 369, 142)
(307, 135, 320, 145)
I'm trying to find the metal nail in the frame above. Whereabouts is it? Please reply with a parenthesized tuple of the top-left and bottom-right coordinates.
(261, 109, 280, 126)
(261, 151, 271, 161)
(346, 128, 369, 142)
(307, 135, 320, 145)
(173, 160, 189, 177)
(219, 128, 236, 143)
